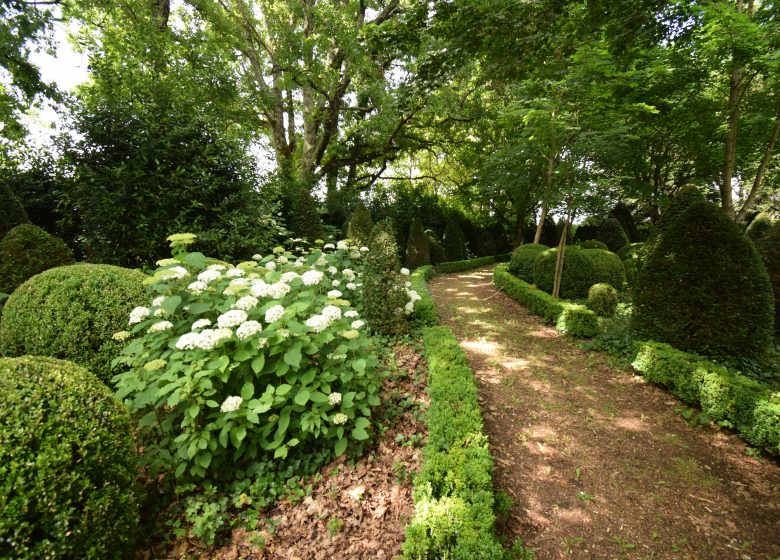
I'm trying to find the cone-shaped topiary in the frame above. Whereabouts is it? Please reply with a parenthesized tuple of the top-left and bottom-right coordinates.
(610, 202, 640, 242)
(581, 239, 608, 250)
(442, 219, 466, 262)
(362, 223, 408, 335)
(0, 356, 138, 559)
(596, 217, 629, 253)
(405, 217, 430, 269)
(0, 264, 148, 385)
(508, 243, 549, 282)
(538, 216, 560, 247)
(283, 185, 323, 242)
(633, 201, 774, 360)
(426, 229, 446, 265)
(347, 202, 374, 246)
(746, 212, 774, 252)
(646, 185, 706, 250)
(754, 220, 780, 333)
(0, 223, 74, 294)
(587, 283, 618, 316)
(0, 183, 29, 239)
(477, 229, 497, 256)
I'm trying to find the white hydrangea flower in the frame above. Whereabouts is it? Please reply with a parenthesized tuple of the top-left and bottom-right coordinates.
(328, 266, 338, 275)
(207, 264, 227, 271)
(277, 255, 289, 264)
(217, 310, 248, 328)
(342, 268, 355, 280)
(337, 241, 349, 250)
(188, 280, 207, 294)
(112, 330, 131, 341)
(405, 281, 412, 288)
(346, 282, 357, 291)
(280, 271, 299, 283)
(327, 290, 342, 299)
(331, 279, 341, 287)
(236, 320, 263, 340)
(344, 310, 359, 318)
(404, 302, 414, 315)
(316, 257, 327, 266)
(148, 320, 174, 332)
(407, 289, 422, 302)
(226, 268, 245, 278)
(176, 332, 201, 350)
(328, 392, 342, 405)
(220, 396, 243, 413)
(301, 270, 324, 286)
(192, 318, 211, 330)
(159, 266, 189, 280)
(360, 246, 369, 252)
(154, 308, 167, 318)
(152, 296, 166, 306)
(156, 258, 178, 267)
(252, 254, 263, 261)
(333, 413, 348, 425)
(293, 260, 304, 268)
(350, 251, 361, 259)
(250, 280, 270, 297)
(324, 243, 335, 249)
(265, 305, 285, 323)
(265, 261, 277, 271)
(351, 320, 365, 329)
(277, 328, 290, 339)
(129, 306, 150, 325)
(400, 268, 410, 276)
(198, 269, 222, 284)
(197, 328, 232, 350)
(305, 314, 329, 333)
(267, 282, 291, 300)
(322, 305, 341, 322)
(235, 296, 259, 310)
(257, 337, 269, 348)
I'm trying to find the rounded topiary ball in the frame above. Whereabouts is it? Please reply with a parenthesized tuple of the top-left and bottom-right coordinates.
(587, 283, 618, 316)
(508, 243, 549, 282)
(633, 201, 774, 360)
(580, 239, 608, 250)
(0, 223, 74, 294)
(0, 356, 138, 559)
(0, 264, 147, 385)
(533, 246, 596, 299)
(582, 249, 626, 290)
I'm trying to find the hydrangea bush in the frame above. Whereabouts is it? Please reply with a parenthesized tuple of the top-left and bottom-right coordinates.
(113, 234, 415, 480)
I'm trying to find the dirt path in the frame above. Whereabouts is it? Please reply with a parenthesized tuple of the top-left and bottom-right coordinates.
(428, 267, 780, 560)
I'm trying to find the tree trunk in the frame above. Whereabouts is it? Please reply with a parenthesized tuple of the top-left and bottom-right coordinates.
(552, 215, 571, 299)
(736, 100, 780, 223)
(534, 155, 555, 243)
(722, 64, 743, 220)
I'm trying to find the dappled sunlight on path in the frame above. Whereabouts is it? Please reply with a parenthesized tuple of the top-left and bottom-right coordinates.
(429, 266, 780, 560)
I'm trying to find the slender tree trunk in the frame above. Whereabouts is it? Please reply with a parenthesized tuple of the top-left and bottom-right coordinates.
(722, 65, 743, 220)
(736, 100, 780, 223)
(552, 213, 572, 299)
(534, 155, 555, 243)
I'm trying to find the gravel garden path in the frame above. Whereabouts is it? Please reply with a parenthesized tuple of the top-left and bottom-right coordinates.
(428, 267, 780, 560)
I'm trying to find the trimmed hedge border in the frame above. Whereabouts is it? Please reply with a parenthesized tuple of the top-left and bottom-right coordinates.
(436, 255, 495, 273)
(493, 265, 599, 338)
(632, 342, 780, 455)
(403, 326, 504, 559)
(410, 265, 437, 326)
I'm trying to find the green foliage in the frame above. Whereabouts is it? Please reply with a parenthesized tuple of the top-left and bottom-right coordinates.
(403, 326, 504, 559)
(476, 229, 497, 257)
(645, 186, 706, 251)
(633, 201, 774, 361)
(532, 247, 596, 299)
(538, 216, 560, 247)
(752, 220, 780, 333)
(494, 266, 599, 338)
(113, 238, 384, 480)
(426, 229, 446, 265)
(596, 217, 629, 253)
(610, 203, 640, 243)
(282, 183, 323, 242)
(0, 264, 147, 385)
(616, 242, 645, 261)
(346, 202, 374, 246)
(443, 219, 466, 262)
(746, 213, 774, 247)
(437, 256, 495, 273)
(623, 258, 640, 292)
(632, 343, 780, 455)
(0, 223, 74, 294)
(0, 356, 138, 559)
(406, 218, 430, 269)
(582, 249, 626, 290)
(362, 223, 410, 335)
(410, 266, 437, 326)
(587, 283, 618, 317)
(0, 183, 29, 239)
(573, 222, 599, 243)
(580, 239, 608, 250)
(507, 244, 549, 282)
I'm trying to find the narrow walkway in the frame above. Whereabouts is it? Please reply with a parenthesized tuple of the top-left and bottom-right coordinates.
(429, 267, 780, 560)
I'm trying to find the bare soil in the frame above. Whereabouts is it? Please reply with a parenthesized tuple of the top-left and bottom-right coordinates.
(429, 267, 780, 560)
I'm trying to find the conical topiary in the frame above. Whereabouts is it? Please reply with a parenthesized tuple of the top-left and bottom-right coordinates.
(426, 229, 446, 265)
(754, 220, 780, 334)
(442, 219, 466, 262)
(405, 217, 430, 270)
(346, 202, 374, 246)
(746, 212, 774, 251)
(362, 223, 408, 335)
(646, 186, 706, 248)
(596, 217, 629, 253)
(633, 201, 774, 360)
(283, 185, 323, 242)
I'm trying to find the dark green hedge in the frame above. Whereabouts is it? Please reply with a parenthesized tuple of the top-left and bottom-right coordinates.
(494, 265, 599, 338)
(403, 326, 504, 559)
(507, 244, 549, 282)
(437, 255, 495, 273)
(0, 223, 74, 294)
(410, 266, 437, 326)
(632, 342, 780, 455)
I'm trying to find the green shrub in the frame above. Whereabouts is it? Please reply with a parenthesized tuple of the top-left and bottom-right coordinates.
(442, 219, 466, 262)
(752, 220, 780, 333)
(645, 185, 706, 252)
(426, 229, 446, 265)
(633, 201, 774, 361)
(582, 249, 626, 290)
(347, 202, 374, 246)
(437, 256, 494, 273)
(406, 217, 430, 269)
(0, 356, 138, 559)
(746, 212, 774, 249)
(616, 242, 645, 261)
(587, 283, 618, 316)
(0, 264, 147, 385)
(507, 243, 549, 282)
(283, 185, 323, 242)
(610, 202, 641, 243)
(572, 221, 599, 243)
(580, 239, 608, 250)
(0, 223, 74, 294)
(477, 229, 497, 257)
(623, 258, 639, 291)
(0, 183, 29, 239)
(532, 246, 595, 299)
(494, 266, 599, 338)
(596, 217, 629, 253)
(364, 223, 409, 335)
(410, 266, 437, 326)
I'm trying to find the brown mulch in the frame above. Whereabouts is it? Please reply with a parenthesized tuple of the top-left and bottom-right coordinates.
(153, 344, 428, 560)
(429, 266, 780, 560)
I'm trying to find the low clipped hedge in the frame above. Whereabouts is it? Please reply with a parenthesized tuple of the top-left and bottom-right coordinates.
(494, 265, 599, 338)
(0, 264, 147, 385)
(0, 356, 139, 559)
(0, 223, 74, 294)
(507, 243, 549, 282)
(411, 265, 437, 326)
(632, 343, 780, 455)
(437, 255, 495, 273)
(403, 326, 504, 559)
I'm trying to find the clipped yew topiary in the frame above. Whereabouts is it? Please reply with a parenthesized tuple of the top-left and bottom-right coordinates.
(442, 219, 466, 262)
(0, 264, 147, 385)
(596, 217, 629, 253)
(533, 246, 596, 299)
(426, 229, 446, 265)
(405, 217, 430, 269)
(0, 223, 74, 294)
(508, 243, 549, 282)
(580, 239, 608, 250)
(746, 212, 774, 250)
(646, 185, 706, 250)
(582, 248, 626, 290)
(363, 223, 408, 335)
(587, 283, 618, 316)
(284, 186, 323, 242)
(346, 201, 374, 246)
(617, 242, 645, 261)
(633, 201, 774, 360)
(757, 221, 780, 333)
(0, 356, 138, 559)
(0, 183, 29, 239)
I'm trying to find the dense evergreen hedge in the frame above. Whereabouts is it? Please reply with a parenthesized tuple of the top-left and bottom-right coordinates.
(437, 255, 495, 273)
(595, 217, 629, 252)
(507, 243, 549, 282)
(0, 183, 29, 239)
(410, 266, 437, 326)
(406, 217, 430, 269)
(0, 223, 74, 294)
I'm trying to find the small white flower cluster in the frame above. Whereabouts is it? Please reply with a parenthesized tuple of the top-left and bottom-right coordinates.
(344, 310, 359, 318)
(234, 295, 259, 310)
(236, 320, 263, 340)
(327, 289, 342, 299)
(192, 318, 211, 330)
(158, 266, 189, 280)
(351, 320, 365, 329)
(250, 280, 290, 299)
(333, 413, 348, 425)
(265, 305, 285, 324)
(404, 288, 422, 315)
(301, 269, 323, 286)
(148, 320, 174, 332)
(220, 395, 243, 413)
(226, 268, 245, 278)
(305, 314, 330, 333)
(342, 268, 356, 280)
(188, 280, 208, 294)
(328, 392, 342, 405)
(129, 306, 150, 325)
(175, 327, 233, 350)
(198, 269, 222, 284)
(266, 261, 277, 271)
(400, 268, 410, 276)
(217, 309, 248, 328)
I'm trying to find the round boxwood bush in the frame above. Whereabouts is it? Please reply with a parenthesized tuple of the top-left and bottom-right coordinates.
(582, 248, 626, 290)
(533, 246, 596, 299)
(580, 239, 608, 250)
(0, 223, 75, 294)
(633, 201, 774, 360)
(405, 217, 430, 269)
(0, 356, 138, 559)
(617, 242, 645, 261)
(596, 217, 629, 253)
(508, 243, 549, 282)
(0, 264, 147, 385)
(0, 183, 29, 239)
(587, 283, 618, 316)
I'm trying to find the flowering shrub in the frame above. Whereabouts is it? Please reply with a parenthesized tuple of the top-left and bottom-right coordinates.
(113, 234, 387, 480)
